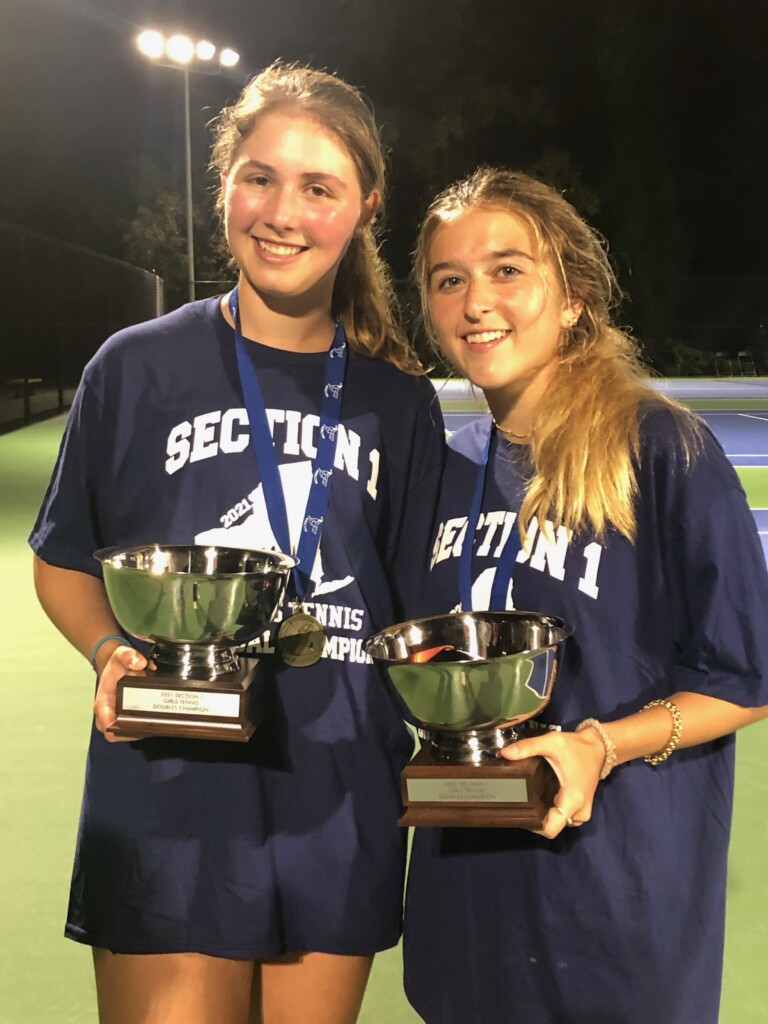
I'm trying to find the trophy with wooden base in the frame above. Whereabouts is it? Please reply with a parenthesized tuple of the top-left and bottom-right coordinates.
(96, 544, 296, 742)
(365, 611, 571, 829)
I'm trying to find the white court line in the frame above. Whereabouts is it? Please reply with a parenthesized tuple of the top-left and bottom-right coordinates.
(739, 413, 768, 423)
(701, 411, 768, 417)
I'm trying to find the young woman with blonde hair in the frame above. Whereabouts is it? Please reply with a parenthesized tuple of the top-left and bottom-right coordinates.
(30, 63, 443, 1024)
(405, 166, 768, 1023)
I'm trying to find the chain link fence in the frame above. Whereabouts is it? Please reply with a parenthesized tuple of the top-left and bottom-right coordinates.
(0, 222, 163, 433)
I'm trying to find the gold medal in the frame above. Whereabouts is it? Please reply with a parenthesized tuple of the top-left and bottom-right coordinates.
(278, 610, 326, 667)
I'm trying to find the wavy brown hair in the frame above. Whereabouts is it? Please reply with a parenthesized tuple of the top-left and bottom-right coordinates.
(210, 61, 421, 373)
(415, 167, 700, 541)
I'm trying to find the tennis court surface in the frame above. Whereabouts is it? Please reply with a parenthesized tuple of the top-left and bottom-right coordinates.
(1, 381, 767, 1023)
(437, 377, 768, 565)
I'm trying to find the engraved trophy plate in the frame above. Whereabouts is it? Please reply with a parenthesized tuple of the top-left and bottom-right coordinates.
(96, 544, 296, 742)
(365, 611, 571, 828)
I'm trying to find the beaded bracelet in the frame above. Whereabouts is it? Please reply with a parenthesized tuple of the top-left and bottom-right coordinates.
(575, 718, 617, 779)
(89, 633, 129, 671)
(641, 698, 683, 765)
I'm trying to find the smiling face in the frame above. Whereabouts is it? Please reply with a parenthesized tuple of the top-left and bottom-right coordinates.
(427, 206, 582, 423)
(222, 110, 378, 312)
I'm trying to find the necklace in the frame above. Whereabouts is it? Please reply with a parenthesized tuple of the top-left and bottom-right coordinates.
(491, 416, 531, 440)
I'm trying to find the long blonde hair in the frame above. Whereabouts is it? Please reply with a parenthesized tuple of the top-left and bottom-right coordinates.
(210, 61, 421, 373)
(415, 167, 699, 542)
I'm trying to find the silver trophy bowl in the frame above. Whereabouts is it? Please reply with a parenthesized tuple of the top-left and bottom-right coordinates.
(365, 610, 572, 763)
(96, 544, 297, 678)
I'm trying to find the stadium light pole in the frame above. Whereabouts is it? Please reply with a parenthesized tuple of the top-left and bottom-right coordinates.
(136, 30, 240, 303)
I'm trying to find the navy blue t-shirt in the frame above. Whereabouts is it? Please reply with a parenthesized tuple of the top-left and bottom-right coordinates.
(404, 411, 768, 1024)
(30, 297, 445, 957)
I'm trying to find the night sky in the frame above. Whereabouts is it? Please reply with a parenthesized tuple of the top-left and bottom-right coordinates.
(1, 0, 767, 365)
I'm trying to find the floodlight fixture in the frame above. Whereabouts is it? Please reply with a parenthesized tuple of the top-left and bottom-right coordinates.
(219, 48, 240, 68)
(196, 40, 216, 61)
(136, 29, 164, 60)
(134, 29, 242, 302)
(167, 34, 195, 64)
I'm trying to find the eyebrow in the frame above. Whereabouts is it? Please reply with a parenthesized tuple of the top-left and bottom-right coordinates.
(489, 247, 535, 262)
(427, 260, 463, 281)
(428, 248, 535, 282)
(237, 159, 348, 190)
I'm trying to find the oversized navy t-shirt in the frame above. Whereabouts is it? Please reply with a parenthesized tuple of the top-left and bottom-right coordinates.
(404, 410, 768, 1024)
(30, 297, 446, 957)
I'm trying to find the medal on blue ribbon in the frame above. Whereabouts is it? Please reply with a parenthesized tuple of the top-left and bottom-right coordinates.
(229, 286, 348, 666)
(459, 420, 523, 613)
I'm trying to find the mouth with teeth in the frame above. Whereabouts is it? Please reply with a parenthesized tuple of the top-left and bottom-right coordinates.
(462, 329, 511, 346)
(254, 237, 308, 258)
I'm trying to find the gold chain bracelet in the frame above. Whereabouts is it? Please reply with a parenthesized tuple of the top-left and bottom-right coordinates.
(641, 698, 683, 765)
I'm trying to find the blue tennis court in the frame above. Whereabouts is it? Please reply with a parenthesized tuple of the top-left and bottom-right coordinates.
(703, 411, 768, 464)
(435, 378, 768, 564)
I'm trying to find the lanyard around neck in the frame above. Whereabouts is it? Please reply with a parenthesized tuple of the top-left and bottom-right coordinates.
(458, 419, 523, 612)
(228, 286, 348, 602)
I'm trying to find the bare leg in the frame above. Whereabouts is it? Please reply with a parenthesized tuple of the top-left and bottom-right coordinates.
(251, 952, 374, 1024)
(93, 949, 256, 1024)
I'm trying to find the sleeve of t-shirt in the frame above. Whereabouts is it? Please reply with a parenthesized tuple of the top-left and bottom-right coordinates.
(657, 427, 768, 707)
(28, 369, 106, 578)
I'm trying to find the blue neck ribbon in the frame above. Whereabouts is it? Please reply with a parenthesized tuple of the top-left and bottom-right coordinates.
(458, 419, 523, 612)
(228, 286, 348, 602)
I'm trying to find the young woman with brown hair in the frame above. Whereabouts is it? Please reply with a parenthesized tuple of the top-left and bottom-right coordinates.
(30, 63, 444, 1024)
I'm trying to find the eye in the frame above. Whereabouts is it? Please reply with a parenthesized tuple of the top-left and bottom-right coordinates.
(434, 274, 463, 292)
(306, 183, 332, 199)
(246, 173, 271, 187)
(496, 265, 521, 279)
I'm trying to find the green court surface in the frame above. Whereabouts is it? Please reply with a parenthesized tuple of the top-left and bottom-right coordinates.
(737, 467, 768, 508)
(2, 415, 767, 1024)
(678, 399, 768, 411)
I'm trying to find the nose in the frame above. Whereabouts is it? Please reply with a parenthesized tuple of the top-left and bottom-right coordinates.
(463, 277, 494, 322)
(263, 186, 300, 234)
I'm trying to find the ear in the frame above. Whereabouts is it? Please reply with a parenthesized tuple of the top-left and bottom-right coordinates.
(359, 189, 382, 230)
(561, 298, 584, 329)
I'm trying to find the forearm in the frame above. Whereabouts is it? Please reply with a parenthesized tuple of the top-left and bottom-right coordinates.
(591, 691, 768, 768)
(33, 554, 123, 670)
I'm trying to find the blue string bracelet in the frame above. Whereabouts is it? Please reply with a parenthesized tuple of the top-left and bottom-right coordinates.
(90, 633, 130, 672)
